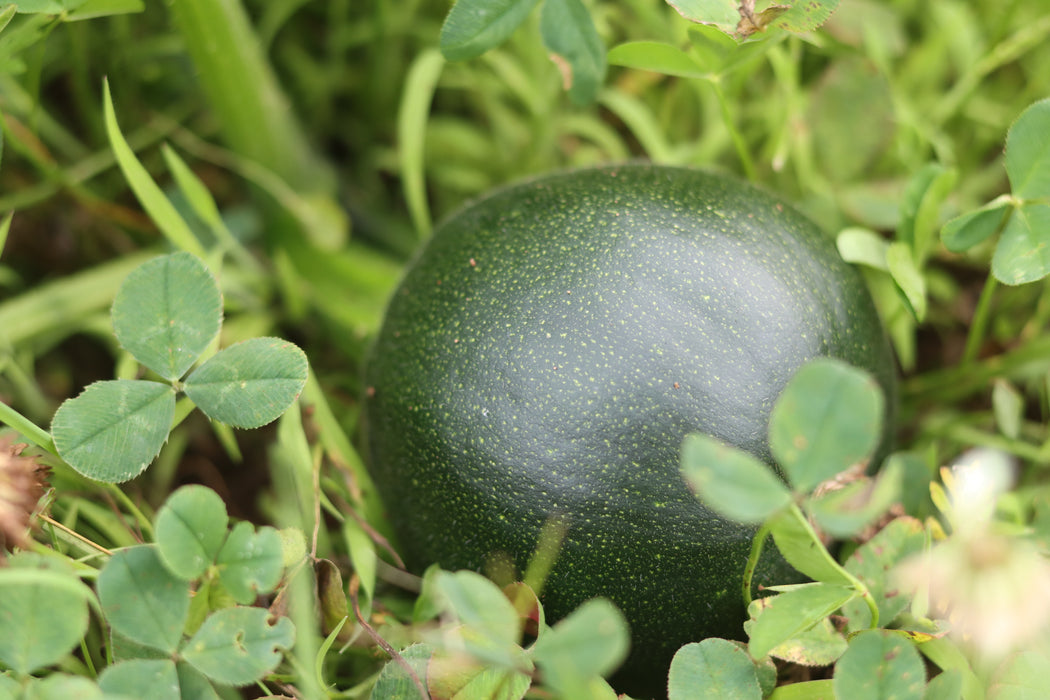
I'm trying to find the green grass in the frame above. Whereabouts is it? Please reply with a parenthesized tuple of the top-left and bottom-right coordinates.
(2, 0, 1050, 698)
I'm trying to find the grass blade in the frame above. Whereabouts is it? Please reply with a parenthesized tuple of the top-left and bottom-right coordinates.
(102, 79, 206, 258)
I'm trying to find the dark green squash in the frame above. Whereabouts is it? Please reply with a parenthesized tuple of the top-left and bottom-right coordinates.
(363, 164, 896, 695)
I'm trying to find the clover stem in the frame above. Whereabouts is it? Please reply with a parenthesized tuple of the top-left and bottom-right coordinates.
(0, 402, 58, 457)
(743, 521, 770, 608)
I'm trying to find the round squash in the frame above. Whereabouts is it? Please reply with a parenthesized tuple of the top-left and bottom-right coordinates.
(363, 164, 896, 694)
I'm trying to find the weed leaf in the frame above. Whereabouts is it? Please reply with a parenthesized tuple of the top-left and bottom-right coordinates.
(768, 506, 852, 585)
(687, 24, 740, 71)
(989, 647, 1050, 699)
(531, 598, 630, 696)
(0, 563, 93, 675)
(750, 608, 847, 667)
(607, 41, 708, 79)
(434, 665, 532, 699)
(898, 163, 956, 263)
(215, 521, 284, 604)
(440, 0, 541, 61)
(941, 201, 1010, 253)
(1005, 98, 1050, 200)
(102, 79, 206, 258)
(668, 639, 762, 700)
(680, 433, 792, 523)
(668, 0, 838, 40)
(174, 662, 221, 700)
(991, 203, 1050, 285)
(0, 213, 11, 255)
(540, 0, 606, 105)
(67, 0, 145, 21)
(343, 516, 378, 602)
(97, 659, 180, 700)
(19, 674, 106, 699)
(51, 379, 175, 483)
(183, 337, 308, 428)
(769, 358, 883, 493)
(886, 241, 927, 321)
(992, 379, 1024, 440)
(181, 606, 295, 686)
(111, 252, 222, 381)
(435, 570, 521, 665)
(807, 457, 903, 538)
(370, 643, 432, 700)
(98, 545, 191, 654)
(832, 630, 926, 700)
(774, 0, 839, 34)
(837, 227, 889, 271)
(155, 485, 230, 580)
(841, 516, 927, 631)
(747, 583, 855, 659)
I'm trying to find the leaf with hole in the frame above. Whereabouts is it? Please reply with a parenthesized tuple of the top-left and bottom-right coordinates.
(439, 0, 541, 61)
(183, 337, 308, 428)
(540, 0, 606, 105)
(181, 606, 295, 686)
(0, 562, 93, 675)
(1005, 98, 1050, 200)
(681, 433, 792, 523)
(155, 484, 230, 580)
(51, 379, 175, 483)
(769, 358, 883, 493)
(991, 203, 1050, 285)
(808, 451, 903, 538)
(97, 545, 191, 654)
(668, 639, 762, 700)
(110, 252, 222, 381)
(747, 583, 855, 660)
(832, 630, 926, 700)
(215, 521, 284, 604)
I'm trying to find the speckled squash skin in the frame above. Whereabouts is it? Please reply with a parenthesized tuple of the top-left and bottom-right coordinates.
(364, 164, 896, 695)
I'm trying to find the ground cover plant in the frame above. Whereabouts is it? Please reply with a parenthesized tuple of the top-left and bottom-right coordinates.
(1, 0, 1050, 698)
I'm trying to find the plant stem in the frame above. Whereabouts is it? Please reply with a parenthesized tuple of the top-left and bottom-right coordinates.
(743, 521, 770, 608)
(711, 78, 758, 181)
(0, 401, 58, 457)
(962, 273, 998, 364)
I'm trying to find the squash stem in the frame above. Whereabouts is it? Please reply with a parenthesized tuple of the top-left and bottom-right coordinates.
(743, 521, 771, 608)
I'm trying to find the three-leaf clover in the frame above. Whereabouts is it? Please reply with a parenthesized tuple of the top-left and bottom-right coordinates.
(51, 252, 309, 483)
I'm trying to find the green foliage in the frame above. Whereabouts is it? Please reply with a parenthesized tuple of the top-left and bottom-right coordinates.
(49, 251, 307, 482)
(0, 486, 301, 697)
(942, 98, 1050, 285)
(668, 639, 764, 700)
(0, 556, 94, 675)
(3, 0, 1050, 697)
